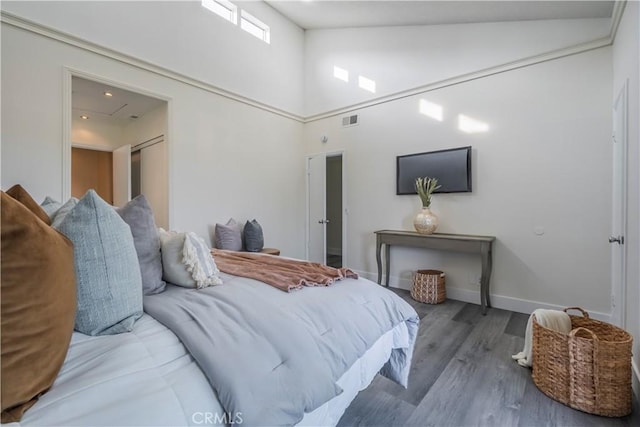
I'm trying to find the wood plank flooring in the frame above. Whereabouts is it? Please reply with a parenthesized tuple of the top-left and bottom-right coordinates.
(338, 289, 639, 427)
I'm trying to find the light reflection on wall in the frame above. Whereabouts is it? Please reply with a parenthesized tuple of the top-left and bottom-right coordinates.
(333, 66, 349, 82)
(332, 66, 377, 94)
(419, 99, 443, 122)
(358, 75, 376, 93)
(458, 114, 489, 133)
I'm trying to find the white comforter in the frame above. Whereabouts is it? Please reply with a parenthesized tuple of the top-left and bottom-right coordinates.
(11, 314, 223, 426)
(7, 309, 410, 427)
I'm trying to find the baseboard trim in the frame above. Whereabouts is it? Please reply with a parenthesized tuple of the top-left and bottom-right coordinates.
(355, 270, 611, 322)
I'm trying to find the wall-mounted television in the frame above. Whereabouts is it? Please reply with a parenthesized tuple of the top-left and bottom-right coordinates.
(396, 146, 472, 194)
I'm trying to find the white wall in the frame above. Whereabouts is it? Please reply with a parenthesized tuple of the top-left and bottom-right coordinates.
(304, 47, 613, 315)
(0, 2, 623, 321)
(124, 103, 169, 229)
(1, 0, 305, 114)
(0, 23, 306, 258)
(140, 141, 169, 230)
(304, 18, 611, 116)
(72, 116, 124, 150)
(123, 103, 167, 147)
(612, 0, 640, 395)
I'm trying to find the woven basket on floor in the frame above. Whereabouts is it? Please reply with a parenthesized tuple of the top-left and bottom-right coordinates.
(411, 270, 445, 304)
(531, 307, 633, 417)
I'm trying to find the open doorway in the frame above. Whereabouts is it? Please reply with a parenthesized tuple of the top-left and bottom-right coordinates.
(306, 151, 346, 267)
(326, 154, 343, 267)
(71, 75, 169, 228)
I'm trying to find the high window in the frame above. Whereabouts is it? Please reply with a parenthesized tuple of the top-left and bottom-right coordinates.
(201, 0, 237, 24)
(240, 10, 270, 44)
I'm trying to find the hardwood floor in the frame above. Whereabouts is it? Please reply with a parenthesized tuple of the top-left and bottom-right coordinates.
(338, 289, 639, 427)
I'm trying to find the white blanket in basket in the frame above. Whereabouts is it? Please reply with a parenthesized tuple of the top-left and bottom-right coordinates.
(512, 309, 571, 368)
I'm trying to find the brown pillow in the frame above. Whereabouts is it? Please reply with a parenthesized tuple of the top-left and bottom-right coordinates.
(1, 192, 77, 422)
(5, 184, 51, 225)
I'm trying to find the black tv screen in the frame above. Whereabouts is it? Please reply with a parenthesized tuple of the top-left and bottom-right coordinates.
(397, 146, 472, 194)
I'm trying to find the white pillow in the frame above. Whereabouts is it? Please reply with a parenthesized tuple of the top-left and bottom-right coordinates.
(159, 229, 223, 288)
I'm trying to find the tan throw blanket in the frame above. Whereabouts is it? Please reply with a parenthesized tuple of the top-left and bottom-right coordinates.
(211, 249, 358, 292)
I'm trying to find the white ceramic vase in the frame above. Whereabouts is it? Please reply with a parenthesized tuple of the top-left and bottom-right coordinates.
(413, 207, 439, 234)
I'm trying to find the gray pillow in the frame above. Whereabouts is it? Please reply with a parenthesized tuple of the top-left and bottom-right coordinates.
(215, 218, 243, 251)
(54, 190, 143, 336)
(117, 195, 166, 295)
(244, 219, 264, 252)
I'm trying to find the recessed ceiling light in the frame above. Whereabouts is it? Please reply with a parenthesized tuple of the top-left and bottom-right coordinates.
(103, 91, 113, 97)
(80, 115, 89, 120)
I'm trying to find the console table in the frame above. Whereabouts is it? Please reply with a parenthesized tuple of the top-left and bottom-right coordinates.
(375, 230, 496, 314)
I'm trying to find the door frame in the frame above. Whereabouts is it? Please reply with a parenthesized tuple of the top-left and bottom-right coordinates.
(62, 67, 173, 224)
(611, 80, 628, 327)
(305, 150, 348, 266)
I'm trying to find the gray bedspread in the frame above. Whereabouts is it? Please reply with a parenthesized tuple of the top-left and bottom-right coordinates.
(144, 273, 419, 426)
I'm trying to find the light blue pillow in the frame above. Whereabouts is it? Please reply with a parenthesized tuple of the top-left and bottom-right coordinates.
(49, 197, 77, 228)
(40, 196, 63, 220)
(54, 190, 143, 336)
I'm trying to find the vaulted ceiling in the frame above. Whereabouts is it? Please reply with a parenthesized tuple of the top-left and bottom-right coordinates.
(71, 1, 616, 121)
(265, 0, 615, 30)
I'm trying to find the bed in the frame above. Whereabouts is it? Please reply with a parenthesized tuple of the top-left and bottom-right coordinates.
(1, 188, 419, 427)
(7, 272, 418, 427)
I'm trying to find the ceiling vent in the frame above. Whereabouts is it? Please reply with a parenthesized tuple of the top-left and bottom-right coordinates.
(342, 114, 359, 127)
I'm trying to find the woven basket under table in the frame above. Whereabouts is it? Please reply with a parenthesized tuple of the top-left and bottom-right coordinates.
(411, 269, 445, 304)
(532, 307, 633, 417)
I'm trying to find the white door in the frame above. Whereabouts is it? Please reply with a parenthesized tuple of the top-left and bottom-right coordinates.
(112, 144, 131, 207)
(610, 81, 628, 327)
(307, 154, 327, 263)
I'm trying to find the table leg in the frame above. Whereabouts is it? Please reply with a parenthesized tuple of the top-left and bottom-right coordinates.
(485, 246, 493, 309)
(480, 243, 493, 315)
(384, 244, 391, 287)
(376, 239, 382, 285)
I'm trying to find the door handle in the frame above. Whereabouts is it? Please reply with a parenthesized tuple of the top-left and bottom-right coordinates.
(609, 235, 624, 244)
(317, 219, 331, 224)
